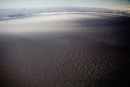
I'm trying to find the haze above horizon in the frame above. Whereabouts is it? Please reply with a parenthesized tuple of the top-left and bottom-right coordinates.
(0, 0, 130, 9)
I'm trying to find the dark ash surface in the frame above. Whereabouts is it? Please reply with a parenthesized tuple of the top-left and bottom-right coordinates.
(0, 14, 130, 87)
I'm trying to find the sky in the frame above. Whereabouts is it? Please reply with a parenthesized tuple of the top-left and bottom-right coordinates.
(0, 0, 130, 9)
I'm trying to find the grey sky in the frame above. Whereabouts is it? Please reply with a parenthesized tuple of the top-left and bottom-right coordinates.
(0, 0, 130, 9)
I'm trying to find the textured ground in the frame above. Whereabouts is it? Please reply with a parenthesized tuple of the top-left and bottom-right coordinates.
(0, 14, 130, 87)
